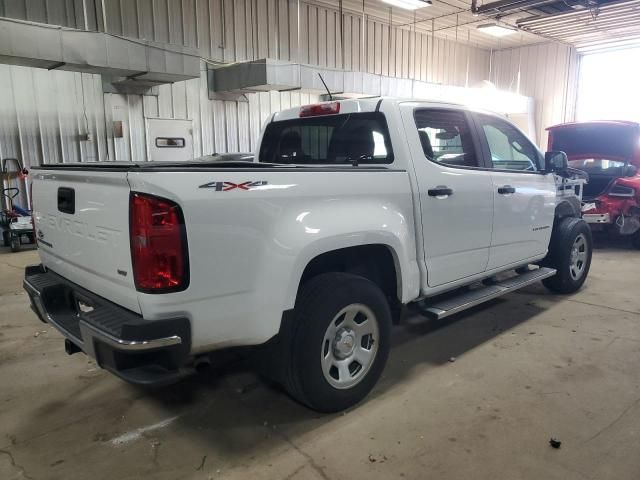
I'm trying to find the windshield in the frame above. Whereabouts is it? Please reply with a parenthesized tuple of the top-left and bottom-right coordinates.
(259, 113, 393, 165)
(568, 158, 627, 176)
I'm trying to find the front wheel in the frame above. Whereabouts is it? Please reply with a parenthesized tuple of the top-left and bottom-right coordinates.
(542, 217, 592, 294)
(283, 272, 391, 412)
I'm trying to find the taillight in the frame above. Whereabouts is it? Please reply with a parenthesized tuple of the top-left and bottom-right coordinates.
(299, 102, 340, 117)
(608, 182, 636, 198)
(129, 192, 189, 293)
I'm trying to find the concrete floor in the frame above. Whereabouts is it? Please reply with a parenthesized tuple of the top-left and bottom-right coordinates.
(1, 241, 639, 480)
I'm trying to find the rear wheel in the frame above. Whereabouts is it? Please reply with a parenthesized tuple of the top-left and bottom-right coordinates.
(542, 217, 592, 294)
(283, 273, 391, 412)
(631, 230, 640, 249)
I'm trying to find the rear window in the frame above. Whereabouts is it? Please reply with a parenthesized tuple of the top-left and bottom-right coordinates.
(259, 113, 394, 165)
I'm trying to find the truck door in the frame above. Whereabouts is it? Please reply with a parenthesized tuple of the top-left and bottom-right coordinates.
(400, 105, 494, 287)
(471, 113, 556, 270)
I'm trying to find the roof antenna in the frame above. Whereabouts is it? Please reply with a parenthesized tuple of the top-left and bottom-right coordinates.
(318, 73, 333, 101)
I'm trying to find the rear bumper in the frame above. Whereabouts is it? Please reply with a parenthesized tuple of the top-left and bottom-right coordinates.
(23, 264, 193, 386)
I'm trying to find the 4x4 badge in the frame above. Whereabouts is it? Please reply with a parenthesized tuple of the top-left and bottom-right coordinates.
(198, 181, 268, 191)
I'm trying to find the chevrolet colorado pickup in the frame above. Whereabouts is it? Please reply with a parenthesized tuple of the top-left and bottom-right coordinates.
(24, 98, 592, 412)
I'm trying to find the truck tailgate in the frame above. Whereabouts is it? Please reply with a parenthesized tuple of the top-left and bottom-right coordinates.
(32, 169, 140, 314)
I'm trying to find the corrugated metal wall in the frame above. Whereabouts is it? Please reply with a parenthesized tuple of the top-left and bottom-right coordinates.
(491, 42, 579, 148)
(0, 0, 493, 164)
(0, 0, 86, 29)
(0, 64, 107, 167)
(0, 0, 492, 85)
(104, 64, 321, 162)
(0, 62, 319, 166)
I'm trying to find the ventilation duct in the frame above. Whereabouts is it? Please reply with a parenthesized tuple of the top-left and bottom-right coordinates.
(208, 58, 532, 116)
(0, 17, 200, 89)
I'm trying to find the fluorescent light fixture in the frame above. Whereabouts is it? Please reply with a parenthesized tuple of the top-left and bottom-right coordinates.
(380, 0, 432, 10)
(477, 23, 517, 37)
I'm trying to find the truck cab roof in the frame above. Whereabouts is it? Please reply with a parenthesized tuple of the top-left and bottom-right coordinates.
(271, 97, 469, 122)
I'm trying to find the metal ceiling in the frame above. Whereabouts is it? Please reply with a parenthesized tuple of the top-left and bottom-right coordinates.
(473, 0, 605, 17)
(329, 0, 543, 49)
(517, 0, 640, 52)
(357, 0, 640, 52)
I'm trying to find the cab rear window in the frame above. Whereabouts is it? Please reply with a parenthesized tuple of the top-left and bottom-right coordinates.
(258, 113, 394, 165)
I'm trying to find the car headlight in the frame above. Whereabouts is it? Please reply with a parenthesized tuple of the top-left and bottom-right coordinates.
(609, 184, 636, 197)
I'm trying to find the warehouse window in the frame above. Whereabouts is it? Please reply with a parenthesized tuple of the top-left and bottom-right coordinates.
(577, 48, 640, 122)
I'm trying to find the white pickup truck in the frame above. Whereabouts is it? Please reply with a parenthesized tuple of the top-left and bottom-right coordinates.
(24, 98, 591, 412)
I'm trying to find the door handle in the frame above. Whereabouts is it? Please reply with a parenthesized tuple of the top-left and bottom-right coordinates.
(498, 185, 516, 195)
(428, 186, 453, 198)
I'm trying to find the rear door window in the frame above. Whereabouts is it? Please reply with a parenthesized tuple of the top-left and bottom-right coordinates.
(259, 113, 393, 165)
(413, 109, 481, 168)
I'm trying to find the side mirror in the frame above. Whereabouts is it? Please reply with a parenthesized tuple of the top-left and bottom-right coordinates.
(545, 151, 568, 173)
(624, 164, 638, 177)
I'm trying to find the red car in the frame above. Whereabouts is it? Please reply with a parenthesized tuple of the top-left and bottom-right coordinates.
(547, 121, 640, 248)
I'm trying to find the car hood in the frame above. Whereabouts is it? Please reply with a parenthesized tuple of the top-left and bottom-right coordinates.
(548, 122, 639, 163)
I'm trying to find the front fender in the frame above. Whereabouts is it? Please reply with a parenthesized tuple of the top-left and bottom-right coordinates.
(555, 197, 582, 220)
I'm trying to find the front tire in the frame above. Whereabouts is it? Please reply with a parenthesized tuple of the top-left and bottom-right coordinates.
(631, 230, 640, 250)
(542, 217, 592, 294)
(284, 273, 391, 412)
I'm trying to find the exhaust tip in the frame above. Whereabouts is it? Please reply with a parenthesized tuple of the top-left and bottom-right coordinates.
(194, 355, 212, 374)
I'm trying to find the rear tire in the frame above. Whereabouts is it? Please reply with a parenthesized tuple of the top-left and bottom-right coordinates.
(631, 230, 640, 250)
(542, 217, 592, 294)
(283, 272, 391, 412)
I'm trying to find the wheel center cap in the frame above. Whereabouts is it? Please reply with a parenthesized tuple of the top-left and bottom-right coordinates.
(570, 248, 579, 264)
(334, 329, 356, 358)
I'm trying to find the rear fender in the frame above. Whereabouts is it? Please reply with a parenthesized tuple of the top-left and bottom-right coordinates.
(274, 202, 421, 310)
